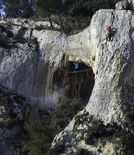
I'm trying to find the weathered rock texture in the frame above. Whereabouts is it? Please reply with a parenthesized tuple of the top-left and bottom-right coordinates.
(0, 1, 134, 155)
(0, 18, 94, 109)
(116, 0, 134, 11)
(51, 7, 134, 155)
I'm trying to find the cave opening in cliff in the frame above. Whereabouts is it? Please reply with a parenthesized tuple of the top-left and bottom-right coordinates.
(53, 61, 95, 102)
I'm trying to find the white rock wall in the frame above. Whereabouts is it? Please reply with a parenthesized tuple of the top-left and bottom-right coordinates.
(0, 19, 94, 109)
(51, 8, 134, 155)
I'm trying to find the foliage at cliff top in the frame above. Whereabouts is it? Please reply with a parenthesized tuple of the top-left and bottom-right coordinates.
(2, 0, 120, 34)
(5, 0, 119, 18)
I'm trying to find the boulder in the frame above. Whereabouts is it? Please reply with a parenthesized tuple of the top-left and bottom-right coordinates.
(115, 0, 134, 11)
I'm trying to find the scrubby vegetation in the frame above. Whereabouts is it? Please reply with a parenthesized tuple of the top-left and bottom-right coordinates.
(0, 87, 29, 155)
(0, 36, 10, 49)
(33, 0, 120, 34)
(6, 0, 120, 16)
(0, 87, 84, 155)
(123, 105, 134, 130)
(74, 149, 92, 155)
(12, 97, 87, 155)
(33, 0, 119, 17)
(5, 0, 120, 34)
(51, 97, 87, 133)
(20, 108, 53, 155)
(85, 119, 134, 155)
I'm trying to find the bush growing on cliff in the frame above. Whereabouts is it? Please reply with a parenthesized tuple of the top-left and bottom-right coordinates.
(0, 37, 10, 49)
(21, 107, 53, 155)
(51, 97, 87, 134)
(20, 97, 87, 154)
(85, 119, 134, 154)
(34, 0, 120, 34)
(5, 0, 120, 18)
(4, 0, 120, 34)
(35, 0, 119, 17)
(74, 149, 92, 155)
(6, 0, 34, 18)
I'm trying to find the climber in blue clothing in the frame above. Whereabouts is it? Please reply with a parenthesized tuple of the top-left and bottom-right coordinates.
(0, 4, 6, 19)
(73, 62, 79, 71)
(73, 62, 80, 98)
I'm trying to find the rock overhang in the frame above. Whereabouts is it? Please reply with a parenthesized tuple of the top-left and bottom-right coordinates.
(51, 6, 134, 155)
(0, 8, 133, 112)
(0, 17, 95, 108)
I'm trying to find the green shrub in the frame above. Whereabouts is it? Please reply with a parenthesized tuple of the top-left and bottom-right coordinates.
(0, 37, 10, 49)
(123, 106, 134, 130)
(85, 121, 123, 145)
(13, 34, 27, 44)
(19, 97, 87, 154)
(74, 112, 90, 126)
(35, 25, 45, 31)
(21, 107, 53, 155)
(51, 97, 87, 134)
(7, 30, 14, 38)
(74, 148, 92, 155)
(50, 142, 65, 154)
(85, 119, 134, 154)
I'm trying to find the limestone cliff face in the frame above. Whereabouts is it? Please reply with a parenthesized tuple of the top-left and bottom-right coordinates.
(86, 8, 134, 123)
(0, 1, 134, 154)
(0, 19, 62, 108)
(0, 19, 94, 109)
(51, 5, 134, 155)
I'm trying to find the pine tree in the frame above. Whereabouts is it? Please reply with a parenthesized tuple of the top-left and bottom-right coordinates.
(35, 0, 62, 28)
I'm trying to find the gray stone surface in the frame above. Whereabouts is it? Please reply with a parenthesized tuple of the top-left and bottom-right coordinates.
(0, 18, 94, 109)
(0, 1, 134, 154)
(115, 0, 134, 11)
(51, 7, 134, 155)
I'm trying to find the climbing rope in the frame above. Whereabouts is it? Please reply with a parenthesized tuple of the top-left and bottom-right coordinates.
(68, 69, 92, 74)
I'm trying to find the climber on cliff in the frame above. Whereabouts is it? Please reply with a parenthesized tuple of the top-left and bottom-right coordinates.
(73, 62, 79, 71)
(0, 4, 6, 19)
(106, 26, 113, 41)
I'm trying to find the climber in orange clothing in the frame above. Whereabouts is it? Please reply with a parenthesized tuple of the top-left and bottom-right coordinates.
(106, 26, 113, 41)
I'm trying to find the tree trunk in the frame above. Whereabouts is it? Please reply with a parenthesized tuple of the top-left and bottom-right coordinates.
(48, 15, 53, 29)
(58, 14, 66, 34)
